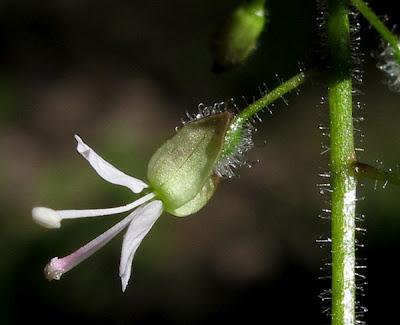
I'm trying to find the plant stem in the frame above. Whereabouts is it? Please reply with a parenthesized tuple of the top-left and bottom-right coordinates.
(350, 0, 400, 63)
(327, 1, 357, 325)
(223, 71, 308, 156)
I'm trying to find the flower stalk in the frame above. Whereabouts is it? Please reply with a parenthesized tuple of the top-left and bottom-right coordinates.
(350, 0, 400, 64)
(223, 71, 308, 157)
(327, 1, 357, 324)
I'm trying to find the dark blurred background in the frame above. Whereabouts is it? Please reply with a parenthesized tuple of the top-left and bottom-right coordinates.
(1, 0, 400, 324)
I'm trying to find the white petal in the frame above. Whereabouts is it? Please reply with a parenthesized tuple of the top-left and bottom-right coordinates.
(74, 134, 147, 193)
(119, 200, 163, 292)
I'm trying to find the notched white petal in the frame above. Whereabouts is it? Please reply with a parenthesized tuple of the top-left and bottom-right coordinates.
(74, 134, 148, 193)
(119, 200, 163, 292)
(32, 207, 61, 229)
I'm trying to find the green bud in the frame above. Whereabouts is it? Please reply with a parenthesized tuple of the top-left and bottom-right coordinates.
(147, 112, 232, 216)
(212, 0, 267, 73)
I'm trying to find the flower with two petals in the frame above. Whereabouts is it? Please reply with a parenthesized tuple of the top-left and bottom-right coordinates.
(33, 112, 234, 291)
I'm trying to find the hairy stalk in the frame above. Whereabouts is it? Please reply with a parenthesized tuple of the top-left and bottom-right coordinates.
(223, 71, 308, 156)
(327, 1, 357, 325)
(350, 0, 400, 63)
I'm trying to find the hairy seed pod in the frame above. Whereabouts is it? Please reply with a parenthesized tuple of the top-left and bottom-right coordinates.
(147, 112, 232, 216)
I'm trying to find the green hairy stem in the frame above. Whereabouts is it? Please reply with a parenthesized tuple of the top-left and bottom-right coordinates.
(327, 1, 357, 324)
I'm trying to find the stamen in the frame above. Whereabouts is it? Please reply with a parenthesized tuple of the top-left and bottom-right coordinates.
(44, 203, 148, 281)
(32, 193, 155, 228)
(56, 193, 155, 219)
(32, 207, 62, 229)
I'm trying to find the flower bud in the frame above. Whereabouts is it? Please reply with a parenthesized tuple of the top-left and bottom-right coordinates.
(147, 112, 232, 216)
(212, 0, 267, 73)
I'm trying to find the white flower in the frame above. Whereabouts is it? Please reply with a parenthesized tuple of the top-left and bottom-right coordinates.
(33, 112, 234, 292)
(33, 135, 163, 292)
